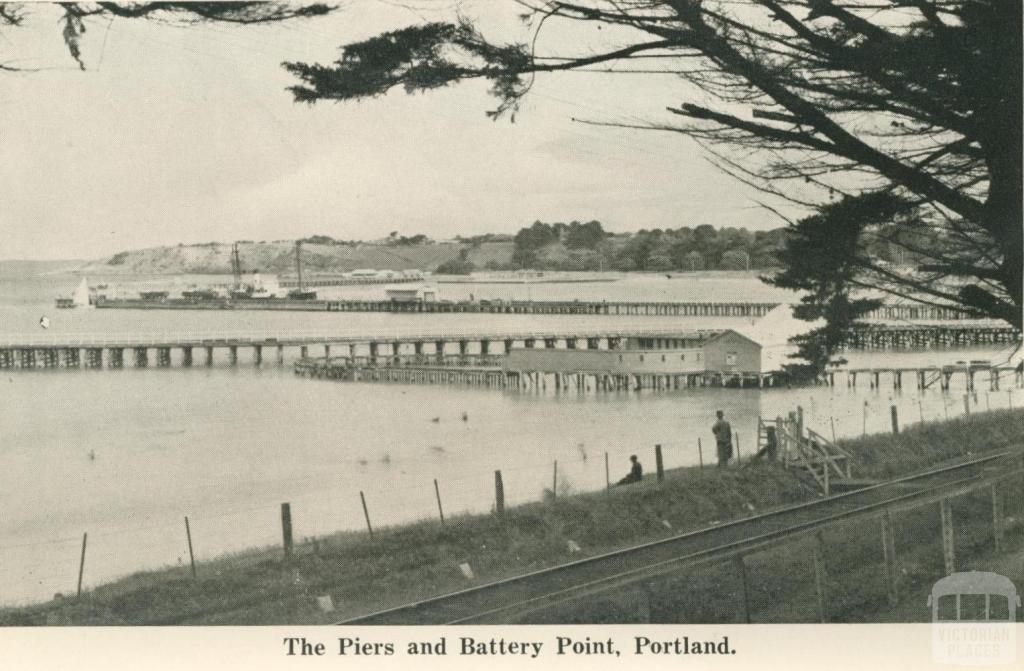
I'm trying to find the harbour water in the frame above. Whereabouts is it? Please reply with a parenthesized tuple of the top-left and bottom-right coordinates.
(0, 266, 1018, 606)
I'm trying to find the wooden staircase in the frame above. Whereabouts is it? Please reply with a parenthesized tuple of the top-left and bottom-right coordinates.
(757, 413, 854, 495)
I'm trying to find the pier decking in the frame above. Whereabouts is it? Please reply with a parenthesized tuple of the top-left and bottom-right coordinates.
(843, 323, 1019, 349)
(0, 328, 718, 370)
(95, 297, 781, 317)
(3, 321, 1020, 372)
(293, 355, 777, 391)
(828, 364, 1024, 391)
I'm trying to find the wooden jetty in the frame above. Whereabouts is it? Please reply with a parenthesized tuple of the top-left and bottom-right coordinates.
(293, 355, 779, 392)
(862, 304, 984, 321)
(94, 296, 781, 318)
(827, 363, 1024, 391)
(277, 276, 419, 288)
(0, 327, 719, 371)
(843, 323, 1019, 349)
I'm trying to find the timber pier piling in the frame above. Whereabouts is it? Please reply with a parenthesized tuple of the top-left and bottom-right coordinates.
(94, 296, 781, 317)
(828, 364, 1024, 391)
(293, 355, 778, 392)
(0, 328, 716, 371)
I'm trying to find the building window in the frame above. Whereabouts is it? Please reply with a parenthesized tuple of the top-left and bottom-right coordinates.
(726, 352, 737, 366)
(680, 354, 685, 361)
(661, 355, 666, 362)
(639, 355, 645, 362)
(618, 355, 623, 362)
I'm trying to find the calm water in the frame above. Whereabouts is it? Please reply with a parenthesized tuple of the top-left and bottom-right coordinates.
(0, 268, 1017, 605)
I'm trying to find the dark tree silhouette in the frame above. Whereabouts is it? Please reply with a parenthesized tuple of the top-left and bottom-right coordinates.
(766, 193, 903, 375)
(0, 2, 332, 71)
(282, 1, 1022, 327)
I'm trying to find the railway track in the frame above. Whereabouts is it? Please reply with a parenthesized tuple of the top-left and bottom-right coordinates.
(338, 451, 1021, 625)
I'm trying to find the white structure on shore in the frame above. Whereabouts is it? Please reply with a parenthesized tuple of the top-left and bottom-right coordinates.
(72, 278, 92, 308)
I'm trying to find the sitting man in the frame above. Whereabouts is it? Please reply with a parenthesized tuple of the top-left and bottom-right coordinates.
(617, 455, 643, 485)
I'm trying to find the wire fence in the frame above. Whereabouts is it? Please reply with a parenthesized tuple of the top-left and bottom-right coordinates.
(1, 389, 1021, 608)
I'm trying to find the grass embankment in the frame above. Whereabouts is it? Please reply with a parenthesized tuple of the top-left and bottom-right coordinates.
(836, 409, 1024, 478)
(3, 409, 1022, 626)
(539, 409, 1024, 624)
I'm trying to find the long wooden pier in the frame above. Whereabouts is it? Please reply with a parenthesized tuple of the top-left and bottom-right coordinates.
(95, 297, 780, 317)
(0, 327, 717, 370)
(827, 364, 1024, 391)
(277, 276, 419, 288)
(844, 323, 1020, 349)
(293, 355, 778, 392)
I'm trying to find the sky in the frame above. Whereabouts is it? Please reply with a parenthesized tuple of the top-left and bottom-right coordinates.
(0, 1, 799, 260)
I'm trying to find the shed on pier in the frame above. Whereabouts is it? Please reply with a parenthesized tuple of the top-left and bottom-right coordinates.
(700, 330, 762, 373)
(386, 286, 437, 303)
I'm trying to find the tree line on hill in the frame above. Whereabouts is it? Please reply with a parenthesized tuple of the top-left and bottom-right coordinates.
(106, 220, 926, 275)
(508, 220, 788, 272)
(435, 220, 790, 274)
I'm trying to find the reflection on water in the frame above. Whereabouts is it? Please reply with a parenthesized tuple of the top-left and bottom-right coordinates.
(0, 271, 1018, 605)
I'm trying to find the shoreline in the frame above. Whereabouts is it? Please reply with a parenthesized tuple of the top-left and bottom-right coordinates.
(3, 409, 1021, 625)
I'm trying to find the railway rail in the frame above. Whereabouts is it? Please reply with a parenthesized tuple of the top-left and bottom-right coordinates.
(337, 451, 1021, 625)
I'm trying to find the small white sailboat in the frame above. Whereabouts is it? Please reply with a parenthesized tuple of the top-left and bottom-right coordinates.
(72, 278, 94, 308)
(56, 277, 93, 308)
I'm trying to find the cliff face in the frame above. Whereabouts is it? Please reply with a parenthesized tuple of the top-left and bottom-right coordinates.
(79, 241, 515, 274)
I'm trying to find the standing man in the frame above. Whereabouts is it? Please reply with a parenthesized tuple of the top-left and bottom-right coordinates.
(712, 410, 733, 467)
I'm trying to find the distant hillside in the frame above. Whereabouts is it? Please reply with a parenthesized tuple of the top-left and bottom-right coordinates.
(76, 220, 795, 276)
(0, 259, 88, 277)
(79, 241, 515, 275)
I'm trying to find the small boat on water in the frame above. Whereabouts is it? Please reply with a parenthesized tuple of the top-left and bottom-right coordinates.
(55, 278, 94, 308)
(288, 241, 317, 300)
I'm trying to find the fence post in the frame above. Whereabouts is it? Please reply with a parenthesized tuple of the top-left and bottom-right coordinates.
(941, 498, 955, 575)
(76, 532, 88, 599)
(280, 503, 293, 557)
(890, 405, 899, 434)
(360, 491, 374, 539)
(494, 470, 505, 516)
(830, 416, 837, 443)
(777, 417, 786, 467)
(796, 406, 804, 438)
(823, 451, 830, 496)
(734, 432, 741, 466)
(811, 533, 829, 623)
(184, 516, 197, 578)
(734, 556, 752, 623)
(552, 460, 558, 500)
(697, 438, 704, 470)
(434, 479, 445, 526)
(880, 510, 898, 605)
(963, 393, 971, 415)
(655, 445, 664, 482)
(604, 452, 610, 492)
(992, 485, 1003, 553)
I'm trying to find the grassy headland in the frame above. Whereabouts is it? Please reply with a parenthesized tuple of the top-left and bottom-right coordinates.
(3, 409, 1021, 626)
